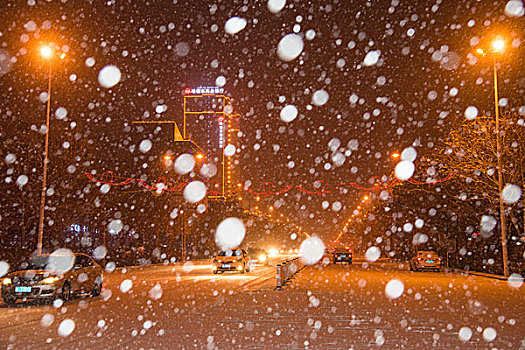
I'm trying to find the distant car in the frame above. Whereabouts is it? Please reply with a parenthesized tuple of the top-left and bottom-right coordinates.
(1, 253, 103, 306)
(212, 249, 251, 274)
(332, 248, 353, 264)
(410, 251, 441, 272)
(247, 248, 269, 265)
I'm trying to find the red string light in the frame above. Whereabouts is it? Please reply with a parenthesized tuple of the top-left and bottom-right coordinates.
(84, 171, 457, 196)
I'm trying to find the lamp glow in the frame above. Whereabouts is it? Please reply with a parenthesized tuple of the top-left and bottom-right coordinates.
(492, 39, 505, 52)
(40, 46, 53, 59)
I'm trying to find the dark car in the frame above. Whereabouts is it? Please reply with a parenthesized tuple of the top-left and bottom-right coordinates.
(1, 252, 103, 306)
(332, 248, 353, 264)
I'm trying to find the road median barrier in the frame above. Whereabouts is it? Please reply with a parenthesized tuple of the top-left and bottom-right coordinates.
(275, 257, 305, 290)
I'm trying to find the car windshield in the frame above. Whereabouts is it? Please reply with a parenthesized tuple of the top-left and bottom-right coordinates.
(418, 252, 438, 258)
(22, 257, 49, 270)
(218, 250, 242, 257)
(0, 1, 524, 349)
(22, 256, 72, 270)
(334, 249, 350, 253)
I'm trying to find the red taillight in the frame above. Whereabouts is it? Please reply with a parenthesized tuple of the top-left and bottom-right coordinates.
(417, 257, 423, 261)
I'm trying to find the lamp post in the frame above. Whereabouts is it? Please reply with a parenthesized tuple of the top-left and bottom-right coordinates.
(36, 45, 65, 255)
(477, 38, 509, 277)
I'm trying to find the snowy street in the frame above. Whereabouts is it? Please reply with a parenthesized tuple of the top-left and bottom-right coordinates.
(1, 258, 523, 349)
(1, 0, 524, 349)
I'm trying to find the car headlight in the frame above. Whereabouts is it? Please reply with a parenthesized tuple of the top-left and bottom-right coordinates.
(258, 254, 267, 262)
(42, 277, 60, 284)
(2, 278, 11, 285)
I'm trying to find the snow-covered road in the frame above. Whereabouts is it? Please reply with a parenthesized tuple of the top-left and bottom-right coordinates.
(1, 259, 523, 349)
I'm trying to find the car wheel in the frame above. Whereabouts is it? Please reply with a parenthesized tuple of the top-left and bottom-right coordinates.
(61, 282, 72, 301)
(91, 280, 102, 297)
(240, 264, 245, 274)
(213, 270, 218, 274)
(3, 296, 17, 306)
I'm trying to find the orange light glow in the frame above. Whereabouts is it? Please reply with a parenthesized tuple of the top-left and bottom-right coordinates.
(492, 39, 505, 52)
(392, 152, 400, 158)
(196, 153, 204, 160)
(476, 48, 485, 55)
(163, 154, 172, 161)
(40, 45, 53, 59)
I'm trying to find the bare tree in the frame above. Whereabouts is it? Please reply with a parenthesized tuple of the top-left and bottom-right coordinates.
(439, 112, 525, 275)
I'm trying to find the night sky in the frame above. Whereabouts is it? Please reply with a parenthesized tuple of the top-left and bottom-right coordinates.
(1, 0, 524, 241)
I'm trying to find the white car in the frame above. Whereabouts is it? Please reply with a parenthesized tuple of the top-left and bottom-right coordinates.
(212, 249, 251, 274)
(1, 253, 103, 306)
(410, 251, 442, 272)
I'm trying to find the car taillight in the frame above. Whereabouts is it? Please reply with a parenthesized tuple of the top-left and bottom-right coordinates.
(417, 257, 423, 261)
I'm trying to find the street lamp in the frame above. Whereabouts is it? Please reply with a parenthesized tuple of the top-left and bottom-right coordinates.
(492, 39, 505, 52)
(476, 37, 509, 277)
(37, 44, 65, 255)
(40, 46, 52, 59)
(37, 45, 66, 254)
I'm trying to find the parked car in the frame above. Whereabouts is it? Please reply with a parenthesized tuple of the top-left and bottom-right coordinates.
(212, 249, 251, 274)
(247, 248, 270, 265)
(410, 251, 441, 272)
(1, 252, 103, 306)
(332, 248, 353, 264)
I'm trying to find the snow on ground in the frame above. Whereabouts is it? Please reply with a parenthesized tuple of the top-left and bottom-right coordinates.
(1, 259, 523, 349)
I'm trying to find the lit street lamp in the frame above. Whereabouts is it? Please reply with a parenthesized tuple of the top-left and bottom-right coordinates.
(36, 44, 65, 255)
(476, 37, 509, 277)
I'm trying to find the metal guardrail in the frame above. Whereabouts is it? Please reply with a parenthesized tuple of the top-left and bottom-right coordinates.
(275, 257, 305, 290)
